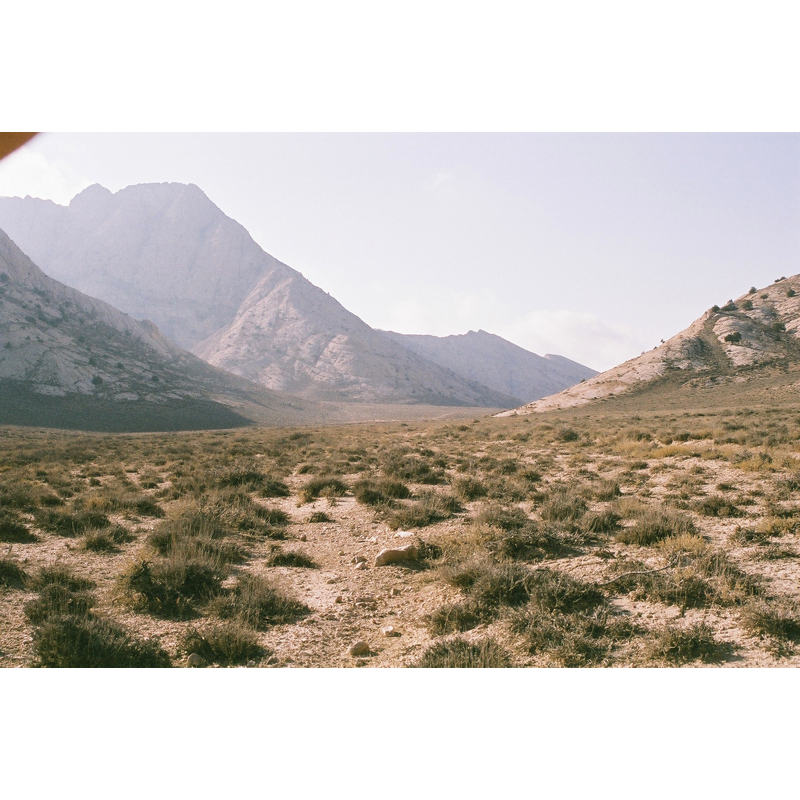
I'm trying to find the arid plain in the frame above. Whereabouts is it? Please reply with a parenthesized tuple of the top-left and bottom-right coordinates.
(3, 387, 800, 668)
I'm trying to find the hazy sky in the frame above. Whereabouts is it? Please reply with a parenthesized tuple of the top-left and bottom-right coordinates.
(0, 132, 797, 371)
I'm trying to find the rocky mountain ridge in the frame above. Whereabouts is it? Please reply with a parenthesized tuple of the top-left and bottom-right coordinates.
(500, 275, 800, 415)
(0, 227, 319, 430)
(381, 329, 597, 405)
(0, 184, 517, 407)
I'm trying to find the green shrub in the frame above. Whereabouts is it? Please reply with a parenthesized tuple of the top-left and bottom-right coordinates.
(309, 511, 331, 523)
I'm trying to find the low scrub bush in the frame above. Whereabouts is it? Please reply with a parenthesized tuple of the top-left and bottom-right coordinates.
(412, 637, 512, 668)
(24, 584, 96, 624)
(266, 547, 317, 568)
(82, 525, 133, 552)
(210, 573, 309, 630)
(33, 614, 171, 668)
(299, 476, 348, 504)
(616, 508, 695, 545)
(540, 489, 587, 523)
(35, 509, 110, 537)
(0, 509, 36, 543)
(427, 600, 489, 634)
(179, 623, 265, 666)
(0, 558, 28, 589)
(694, 495, 743, 518)
(645, 622, 730, 664)
(739, 598, 800, 641)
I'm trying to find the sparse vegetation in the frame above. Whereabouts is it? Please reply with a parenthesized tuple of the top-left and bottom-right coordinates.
(3, 398, 800, 668)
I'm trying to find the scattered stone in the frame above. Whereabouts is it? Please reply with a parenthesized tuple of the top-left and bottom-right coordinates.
(299, 533, 307, 542)
(187, 653, 204, 668)
(394, 530, 415, 538)
(335, 595, 343, 603)
(382, 626, 400, 637)
(337, 550, 345, 556)
(375, 544, 418, 566)
(354, 561, 367, 570)
(348, 640, 370, 657)
(352, 555, 367, 564)
(247, 660, 257, 668)
(326, 577, 340, 584)
(390, 587, 402, 596)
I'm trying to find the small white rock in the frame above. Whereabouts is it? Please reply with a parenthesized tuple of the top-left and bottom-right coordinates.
(354, 561, 367, 570)
(375, 544, 418, 566)
(382, 626, 400, 637)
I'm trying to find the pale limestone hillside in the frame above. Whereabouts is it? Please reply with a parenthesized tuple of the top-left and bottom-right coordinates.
(501, 275, 800, 415)
(0, 228, 319, 430)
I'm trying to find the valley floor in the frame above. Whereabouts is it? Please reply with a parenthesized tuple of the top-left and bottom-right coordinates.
(2, 403, 800, 668)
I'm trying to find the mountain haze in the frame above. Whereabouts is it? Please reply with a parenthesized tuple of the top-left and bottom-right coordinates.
(0, 184, 515, 407)
(381, 329, 597, 405)
(501, 276, 800, 415)
(0, 228, 319, 431)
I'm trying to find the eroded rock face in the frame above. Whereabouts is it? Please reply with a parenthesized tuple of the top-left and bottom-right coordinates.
(502, 277, 800, 415)
(0, 183, 274, 351)
(0, 184, 517, 407)
(194, 271, 518, 405)
(0, 227, 319, 428)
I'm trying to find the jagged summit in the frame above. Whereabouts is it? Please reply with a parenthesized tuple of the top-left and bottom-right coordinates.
(0, 183, 520, 407)
(500, 276, 800, 415)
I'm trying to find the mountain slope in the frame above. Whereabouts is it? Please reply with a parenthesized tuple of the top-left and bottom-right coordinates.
(0, 183, 276, 350)
(193, 271, 518, 406)
(381, 329, 597, 405)
(0, 184, 516, 407)
(501, 276, 800, 415)
(0, 228, 319, 431)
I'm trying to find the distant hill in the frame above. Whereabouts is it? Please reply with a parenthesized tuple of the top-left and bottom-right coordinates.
(381, 329, 597, 405)
(501, 276, 800, 415)
(0, 228, 320, 431)
(0, 184, 516, 408)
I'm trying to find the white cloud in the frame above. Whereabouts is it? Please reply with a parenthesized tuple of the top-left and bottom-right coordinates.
(0, 146, 89, 204)
(378, 288, 647, 372)
(426, 171, 454, 191)
(498, 309, 646, 371)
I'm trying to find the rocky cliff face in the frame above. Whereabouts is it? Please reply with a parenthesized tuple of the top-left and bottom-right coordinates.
(0, 184, 517, 407)
(0, 228, 318, 429)
(193, 269, 518, 406)
(501, 276, 800, 415)
(0, 183, 277, 350)
(381, 329, 597, 405)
